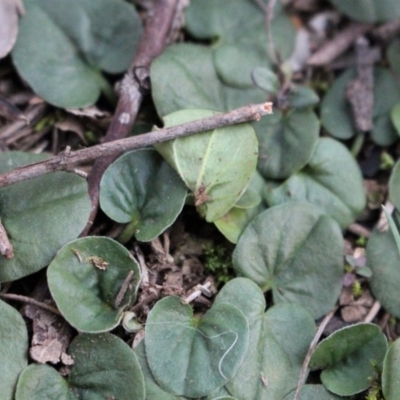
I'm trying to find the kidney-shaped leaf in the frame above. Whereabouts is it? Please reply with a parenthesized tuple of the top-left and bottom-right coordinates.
(0, 300, 28, 400)
(69, 333, 145, 400)
(256, 109, 319, 180)
(321, 67, 400, 145)
(264, 138, 366, 229)
(12, 0, 142, 108)
(310, 323, 387, 396)
(135, 341, 185, 400)
(0, 151, 91, 283)
(15, 364, 69, 400)
(282, 385, 345, 400)
(366, 226, 400, 318)
(16, 334, 145, 400)
(214, 282, 315, 400)
(48, 237, 141, 333)
(185, 0, 295, 88)
(328, 0, 400, 23)
(156, 109, 258, 222)
(233, 202, 343, 318)
(145, 296, 249, 398)
(150, 43, 265, 117)
(100, 149, 187, 242)
(382, 337, 400, 400)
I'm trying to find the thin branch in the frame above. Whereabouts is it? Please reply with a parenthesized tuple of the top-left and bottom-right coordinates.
(0, 102, 273, 188)
(0, 293, 61, 315)
(85, 0, 181, 234)
(294, 306, 338, 400)
(0, 218, 14, 259)
(364, 300, 381, 323)
(308, 23, 372, 66)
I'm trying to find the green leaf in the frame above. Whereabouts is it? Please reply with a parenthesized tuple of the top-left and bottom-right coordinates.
(135, 341, 186, 400)
(100, 149, 187, 242)
(382, 337, 400, 400)
(389, 160, 400, 212)
(233, 202, 343, 318)
(251, 67, 279, 94)
(328, 0, 400, 23)
(310, 324, 387, 396)
(366, 225, 400, 319)
(47, 237, 141, 333)
(256, 109, 319, 180)
(185, 0, 295, 88)
(0, 300, 28, 400)
(282, 385, 345, 400)
(145, 296, 249, 398)
(287, 86, 320, 109)
(15, 364, 69, 400)
(264, 137, 366, 229)
(17, 334, 145, 400)
(214, 282, 315, 400)
(156, 109, 258, 222)
(68, 333, 145, 400)
(214, 172, 266, 243)
(0, 151, 91, 283)
(150, 43, 265, 117)
(321, 67, 400, 145)
(391, 102, 400, 136)
(12, 0, 142, 108)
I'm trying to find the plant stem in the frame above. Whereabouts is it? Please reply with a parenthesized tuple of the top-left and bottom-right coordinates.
(0, 102, 272, 188)
(117, 219, 139, 244)
(351, 131, 365, 157)
(0, 293, 61, 315)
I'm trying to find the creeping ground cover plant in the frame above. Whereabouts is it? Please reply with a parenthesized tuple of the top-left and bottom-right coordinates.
(3, 0, 400, 399)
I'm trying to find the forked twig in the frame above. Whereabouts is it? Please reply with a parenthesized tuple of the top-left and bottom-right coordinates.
(0, 102, 273, 188)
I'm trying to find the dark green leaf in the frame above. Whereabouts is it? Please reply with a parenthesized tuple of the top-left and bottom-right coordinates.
(12, 0, 142, 108)
(251, 67, 279, 94)
(264, 138, 366, 229)
(233, 202, 343, 318)
(185, 0, 295, 88)
(145, 296, 249, 398)
(256, 109, 319, 180)
(0, 151, 91, 283)
(15, 364, 69, 400)
(366, 226, 400, 319)
(214, 282, 315, 400)
(328, 0, 400, 22)
(100, 149, 187, 242)
(47, 237, 141, 333)
(382, 337, 400, 400)
(287, 86, 320, 109)
(0, 299, 28, 400)
(69, 333, 145, 400)
(310, 324, 387, 396)
(150, 43, 264, 117)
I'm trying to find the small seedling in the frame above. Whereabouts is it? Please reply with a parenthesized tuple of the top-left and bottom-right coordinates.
(203, 243, 234, 284)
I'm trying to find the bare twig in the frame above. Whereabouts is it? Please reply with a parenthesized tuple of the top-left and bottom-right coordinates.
(364, 300, 381, 323)
(0, 218, 13, 259)
(346, 37, 374, 132)
(115, 270, 135, 308)
(85, 0, 181, 234)
(371, 17, 400, 42)
(294, 306, 338, 400)
(308, 23, 372, 66)
(0, 293, 61, 315)
(348, 223, 371, 239)
(0, 102, 273, 188)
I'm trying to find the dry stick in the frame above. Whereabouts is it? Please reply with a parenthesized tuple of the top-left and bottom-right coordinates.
(308, 23, 373, 66)
(293, 306, 339, 400)
(0, 102, 273, 188)
(0, 293, 61, 315)
(0, 218, 14, 259)
(85, 0, 180, 235)
(371, 17, 400, 42)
